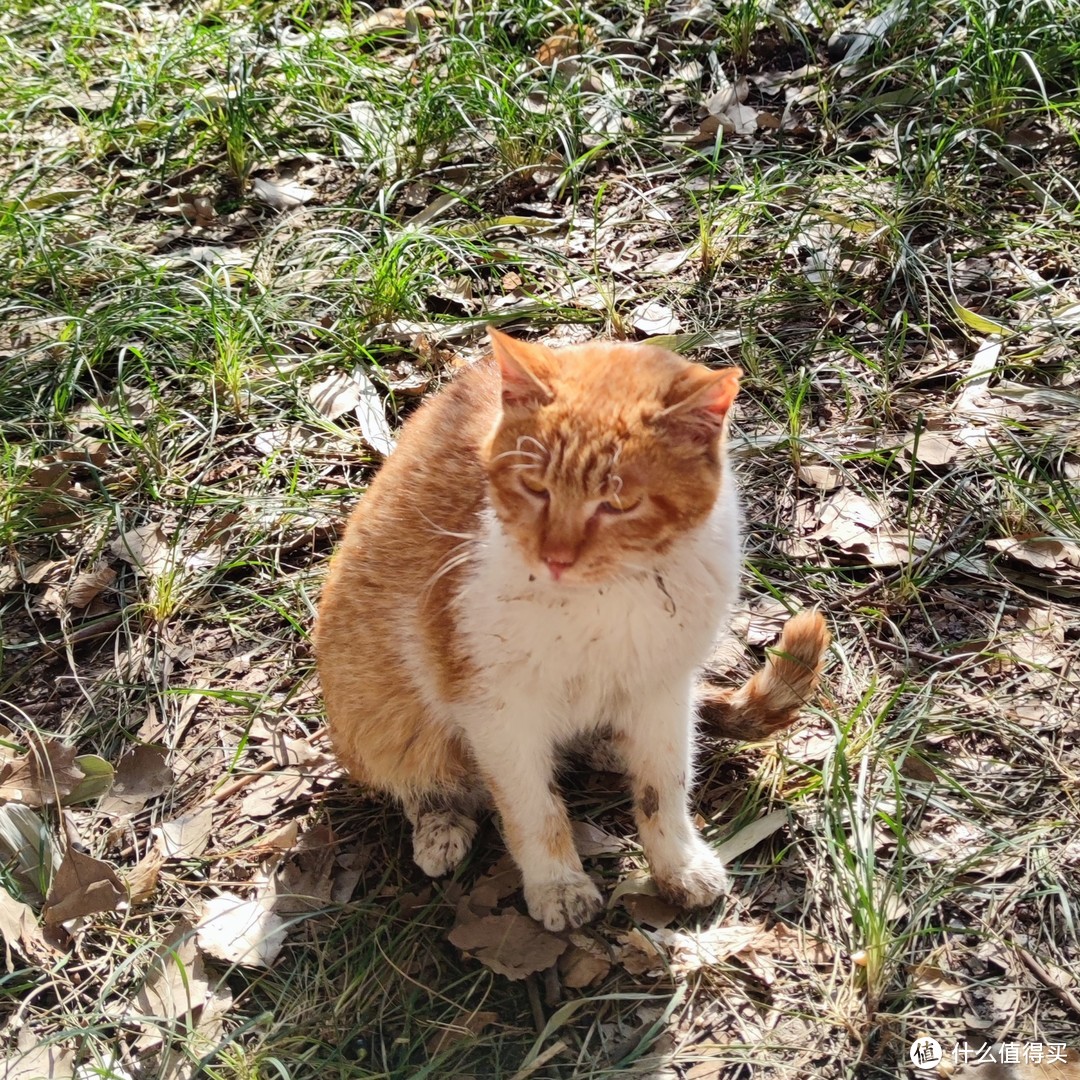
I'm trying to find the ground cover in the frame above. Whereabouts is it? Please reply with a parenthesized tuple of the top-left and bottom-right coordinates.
(1, 0, 1079, 1076)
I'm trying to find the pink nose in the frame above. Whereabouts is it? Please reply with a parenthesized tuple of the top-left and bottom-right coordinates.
(545, 559, 574, 581)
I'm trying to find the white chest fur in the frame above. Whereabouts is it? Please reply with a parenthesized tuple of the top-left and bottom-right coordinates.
(454, 480, 740, 734)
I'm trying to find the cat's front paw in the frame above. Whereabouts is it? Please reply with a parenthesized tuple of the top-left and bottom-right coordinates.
(653, 844, 729, 910)
(412, 811, 477, 877)
(524, 872, 604, 932)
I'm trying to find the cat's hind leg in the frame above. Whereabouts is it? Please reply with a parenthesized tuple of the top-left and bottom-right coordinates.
(403, 788, 485, 878)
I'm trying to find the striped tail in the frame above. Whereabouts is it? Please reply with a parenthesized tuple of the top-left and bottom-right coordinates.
(698, 610, 830, 740)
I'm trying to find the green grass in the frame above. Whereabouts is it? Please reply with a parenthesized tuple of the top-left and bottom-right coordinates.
(1, 0, 1079, 1075)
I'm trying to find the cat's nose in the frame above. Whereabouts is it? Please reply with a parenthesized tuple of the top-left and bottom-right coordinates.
(544, 557, 575, 581)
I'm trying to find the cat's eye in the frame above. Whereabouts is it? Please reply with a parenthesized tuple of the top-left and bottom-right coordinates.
(521, 475, 549, 498)
(598, 494, 642, 515)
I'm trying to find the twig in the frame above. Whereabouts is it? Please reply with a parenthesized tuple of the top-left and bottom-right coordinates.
(508, 1039, 568, 1080)
(1016, 947, 1080, 1019)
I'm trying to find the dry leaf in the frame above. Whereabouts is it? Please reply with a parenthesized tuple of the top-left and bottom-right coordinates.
(110, 522, 173, 577)
(903, 431, 958, 467)
(125, 848, 166, 904)
(571, 821, 625, 857)
(269, 824, 337, 915)
(620, 893, 679, 929)
(66, 564, 116, 609)
(308, 371, 361, 421)
(135, 923, 210, 1028)
(537, 25, 599, 64)
(631, 301, 681, 336)
(0, 739, 84, 807)
(352, 367, 395, 456)
(0, 888, 52, 970)
(986, 536, 1080, 572)
(713, 809, 788, 863)
(448, 910, 568, 980)
(153, 806, 213, 859)
(100, 745, 172, 816)
(196, 894, 287, 968)
(355, 6, 432, 33)
(42, 848, 126, 925)
(559, 933, 612, 987)
(2, 1043, 75, 1079)
(910, 958, 965, 1005)
(250, 177, 315, 211)
(797, 464, 844, 491)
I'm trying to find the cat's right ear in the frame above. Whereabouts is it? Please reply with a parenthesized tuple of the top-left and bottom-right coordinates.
(488, 327, 556, 408)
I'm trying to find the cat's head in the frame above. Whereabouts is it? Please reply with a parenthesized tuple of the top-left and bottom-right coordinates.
(482, 328, 741, 584)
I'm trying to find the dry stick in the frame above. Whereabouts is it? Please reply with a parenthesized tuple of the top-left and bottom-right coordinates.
(869, 637, 984, 668)
(508, 1039, 569, 1080)
(1016, 947, 1080, 1019)
(211, 759, 278, 803)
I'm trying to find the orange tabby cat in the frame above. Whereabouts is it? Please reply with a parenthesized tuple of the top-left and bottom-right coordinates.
(316, 328, 828, 931)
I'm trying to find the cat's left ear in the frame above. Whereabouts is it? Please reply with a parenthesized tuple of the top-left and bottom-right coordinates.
(658, 365, 742, 437)
(488, 327, 557, 408)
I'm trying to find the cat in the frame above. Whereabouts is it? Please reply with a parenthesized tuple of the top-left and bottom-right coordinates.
(315, 328, 829, 931)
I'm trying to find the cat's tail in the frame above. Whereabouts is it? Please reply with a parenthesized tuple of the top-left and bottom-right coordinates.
(697, 610, 830, 740)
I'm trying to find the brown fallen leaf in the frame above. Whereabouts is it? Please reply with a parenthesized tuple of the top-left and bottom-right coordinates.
(65, 563, 116, 610)
(2, 1042, 75, 1080)
(987, 536, 1080, 572)
(355, 5, 433, 33)
(0, 888, 54, 970)
(631, 301, 681, 337)
(135, 923, 210, 1032)
(269, 824, 337, 915)
(110, 522, 174, 577)
(537, 25, 599, 64)
(0, 739, 84, 807)
(42, 847, 126, 925)
(620, 893, 679, 929)
(797, 463, 845, 491)
(99, 745, 172, 816)
(125, 848, 166, 904)
(448, 910, 568, 980)
(308, 371, 360, 421)
(571, 821, 625, 857)
(559, 932, 612, 987)
(153, 805, 214, 859)
(250, 177, 315, 211)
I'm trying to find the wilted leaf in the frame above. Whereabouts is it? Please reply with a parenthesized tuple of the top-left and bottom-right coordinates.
(910, 958, 965, 1005)
(559, 933, 612, 987)
(571, 821, 625, 857)
(537, 25, 598, 64)
(950, 297, 1011, 337)
(125, 848, 166, 904)
(352, 367, 396, 456)
(2, 1043, 75, 1079)
(620, 893, 679, 929)
(250, 177, 315, 211)
(903, 432, 958, 467)
(308, 371, 361, 421)
(153, 806, 213, 859)
(986, 536, 1080, 572)
(66, 564, 116, 609)
(631, 301, 681, 336)
(62, 755, 114, 805)
(100, 745, 172, 816)
(196, 894, 287, 968)
(425, 1009, 500, 1055)
(448, 910, 568, 980)
(0, 739, 84, 807)
(714, 810, 789, 863)
(269, 825, 337, 915)
(110, 522, 173, 577)
(797, 464, 844, 491)
(135, 923, 210, 1026)
(356, 5, 432, 34)
(0, 888, 52, 970)
(42, 848, 126, 925)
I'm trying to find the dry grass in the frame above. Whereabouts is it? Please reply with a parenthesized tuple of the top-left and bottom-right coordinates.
(1, 0, 1079, 1077)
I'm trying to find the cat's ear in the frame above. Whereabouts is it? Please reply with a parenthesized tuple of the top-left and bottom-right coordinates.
(658, 365, 742, 438)
(488, 327, 556, 408)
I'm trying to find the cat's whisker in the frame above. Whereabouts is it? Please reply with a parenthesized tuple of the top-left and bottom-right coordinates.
(490, 448, 545, 466)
